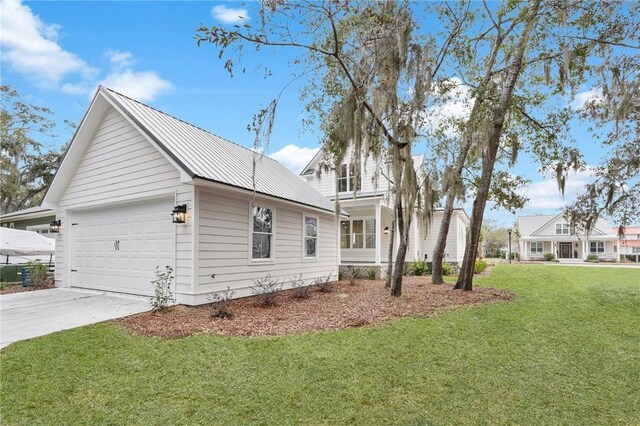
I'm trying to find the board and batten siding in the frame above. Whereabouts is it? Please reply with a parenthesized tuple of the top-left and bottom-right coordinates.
(54, 107, 193, 296)
(193, 187, 338, 305)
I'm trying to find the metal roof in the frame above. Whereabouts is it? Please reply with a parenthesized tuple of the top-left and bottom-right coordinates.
(101, 87, 335, 213)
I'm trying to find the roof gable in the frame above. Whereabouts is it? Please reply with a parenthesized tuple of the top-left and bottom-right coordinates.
(45, 87, 335, 213)
(517, 214, 614, 237)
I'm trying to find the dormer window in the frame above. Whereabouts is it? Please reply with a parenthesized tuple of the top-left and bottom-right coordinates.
(555, 223, 570, 235)
(337, 164, 361, 193)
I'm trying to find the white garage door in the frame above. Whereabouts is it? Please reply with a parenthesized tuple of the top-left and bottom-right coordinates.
(70, 197, 175, 296)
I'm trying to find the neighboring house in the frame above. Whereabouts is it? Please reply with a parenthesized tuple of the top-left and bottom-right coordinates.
(616, 226, 640, 255)
(300, 148, 469, 268)
(42, 86, 338, 305)
(0, 206, 55, 235)
(517, 213, 619, 261)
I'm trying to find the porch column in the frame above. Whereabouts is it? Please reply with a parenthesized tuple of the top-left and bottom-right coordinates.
(375, 201, 381, 265)
(582, 241, 587, 259)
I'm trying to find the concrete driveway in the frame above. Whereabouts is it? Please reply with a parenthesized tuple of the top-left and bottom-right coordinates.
(1, 288, 150, 349)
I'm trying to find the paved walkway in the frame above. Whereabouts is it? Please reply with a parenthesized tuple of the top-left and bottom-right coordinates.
(1, 288, 150, 349)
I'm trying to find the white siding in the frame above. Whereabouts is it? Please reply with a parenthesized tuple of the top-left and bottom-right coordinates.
(194, 188, 338, 304)
(419, 211, 464, 263)
(305, 150, 389, 198)
(54, 107, 193, 297)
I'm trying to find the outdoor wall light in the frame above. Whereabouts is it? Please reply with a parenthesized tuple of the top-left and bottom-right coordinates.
(172, 204, 188, 224)
(49, 219, 62, 234)
(383, 226, 390, 234)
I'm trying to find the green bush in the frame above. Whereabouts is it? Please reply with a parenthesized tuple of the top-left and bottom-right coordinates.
(474, 259, 488, 274)
(441, 262, 452, 276)
(543, 252, 556, 261)
(150, 265, 175, 311)
(586, 254, 599, 262)
(367, 267, 378, 280)
(26, 260, 52, 288)
(411, 260, 429, 276)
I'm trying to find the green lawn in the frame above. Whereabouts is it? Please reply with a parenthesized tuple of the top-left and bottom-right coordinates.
(1, 265, 639, 425)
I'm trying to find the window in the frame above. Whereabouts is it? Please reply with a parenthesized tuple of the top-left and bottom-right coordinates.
(531, 242, 544, 254)
(252, 206, 273, 259)
(26, 224, 50, 235)
(340, 221, 351, 249)
(304, 216, 318, 258)
(340, 219, 375, 249)
(590, 241, 604, 254)
(337, 163, 361, 193)
(555, 223, 570, 235)
(365, 219, 376, 249)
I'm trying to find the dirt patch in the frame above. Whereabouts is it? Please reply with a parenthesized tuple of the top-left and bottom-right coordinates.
(117, 276, 514, 338)
(0, 283, 54, 295)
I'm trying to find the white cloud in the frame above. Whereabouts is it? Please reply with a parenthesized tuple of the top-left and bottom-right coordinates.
(571, 89, 603, 110)
(211, 5, 250, 24)
(519, 167, 595, 211)
(269, 144, 319, 174)
(60, 49, 171, 102)
(422, 77, 472, 136)
(100, 69, 172, 102)
(0, 0, 97, 86)
(105, 49, 134, 69)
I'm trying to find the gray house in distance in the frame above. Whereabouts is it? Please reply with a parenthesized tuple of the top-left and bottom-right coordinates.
(0, 206, 55, 235)
(42, 86, 339, 305)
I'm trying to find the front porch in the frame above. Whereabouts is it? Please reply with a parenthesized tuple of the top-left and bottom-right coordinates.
(520, 238, 619, 262)
(339, 196, 393, 266)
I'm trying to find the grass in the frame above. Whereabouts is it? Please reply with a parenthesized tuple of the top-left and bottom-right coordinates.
(1, 265, 639, 425)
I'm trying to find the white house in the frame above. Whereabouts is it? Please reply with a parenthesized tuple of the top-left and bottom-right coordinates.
(517, 213, 619, 261)
(300, 148, 469, 269)
(42, 86, 338, 305)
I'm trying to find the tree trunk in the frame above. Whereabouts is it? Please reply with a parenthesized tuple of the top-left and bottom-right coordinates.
(431, 190, 456, 284)
(456, 0, 540, 291)
(391, 203, 411, 296)
(385, 216, 395, 289)
(431, 21, 506, 285)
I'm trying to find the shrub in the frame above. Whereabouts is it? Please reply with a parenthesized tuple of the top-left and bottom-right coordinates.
(26, 260, 52, 288)
(586, 254, 599, 262)
(251, 273, 282, 307)
(208, 286, 236, 319)
(347, 267, 361, 286)
(411, 260, 429, 276)
(402, 263, 410, 276)
(474, 258, 488, 274)
(441, 262, 452, 276)
(289, 274, 310, 299)
(543, 252, 556, 261)
(150, 265, 175, 312)
(338, 269, 344, 281)
(315, 273, 336, 293)
(367, 267, 378, 280)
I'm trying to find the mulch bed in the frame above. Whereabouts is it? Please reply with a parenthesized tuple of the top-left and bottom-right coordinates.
(0, 283, 54, 295)
(117, 276, 514, 338)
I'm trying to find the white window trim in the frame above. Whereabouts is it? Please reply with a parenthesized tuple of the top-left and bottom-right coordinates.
(531, 241, 544, 254)
(248, 203, 276, 264)
(589, 241, 605, 254)
(302, 214, 319, 261)
(26, 224, 51, 234)
(340, 217, 376, 250)
(555, 222, 570, 235)
(337, 163, 361, 193)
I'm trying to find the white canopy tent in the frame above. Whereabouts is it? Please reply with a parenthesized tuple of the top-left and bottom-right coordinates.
(0, 228, 55, 265)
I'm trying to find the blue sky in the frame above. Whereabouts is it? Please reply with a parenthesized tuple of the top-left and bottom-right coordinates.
(0, 0, 610, 227)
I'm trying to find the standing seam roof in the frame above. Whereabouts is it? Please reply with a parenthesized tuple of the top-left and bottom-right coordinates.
(101, 87, 335, 213)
